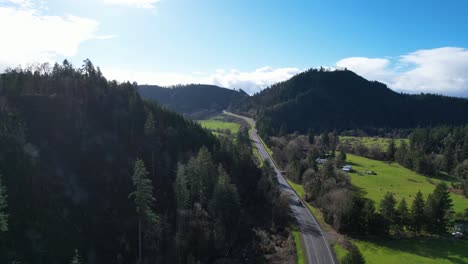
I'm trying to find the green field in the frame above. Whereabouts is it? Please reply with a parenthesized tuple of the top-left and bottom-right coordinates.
(291, 225, 305, 264)
(354, 238, 468, 264)
(286, 152, 468, 264)
(340, 136, 409, 151)
(346, 153, 468, 213)
(333, 244, 348, 263)
(197, 116, 240, 134)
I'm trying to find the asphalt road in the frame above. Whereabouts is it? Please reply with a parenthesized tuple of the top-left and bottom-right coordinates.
(224, 111, 337, 264)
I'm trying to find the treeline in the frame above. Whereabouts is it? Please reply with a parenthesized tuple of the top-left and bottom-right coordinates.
(231, 69, 468, 136)
(340, 126, 468, 197)
(268, 134, 461, 236)
(0, 60, 286, 263)
(138, 84, 248, 119)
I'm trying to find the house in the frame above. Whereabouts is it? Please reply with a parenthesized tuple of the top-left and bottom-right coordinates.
(342, 165, 352, 172)
(315, 158, 328, 164)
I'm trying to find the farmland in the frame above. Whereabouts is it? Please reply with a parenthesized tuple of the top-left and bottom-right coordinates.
(346, 153, 468, 213)
(197, 115, 241, 135)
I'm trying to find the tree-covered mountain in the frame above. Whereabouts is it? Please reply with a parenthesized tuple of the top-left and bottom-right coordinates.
(232, 69, 468, 136)
(0, 61, 287, 263)
(138, 84, 248, 119)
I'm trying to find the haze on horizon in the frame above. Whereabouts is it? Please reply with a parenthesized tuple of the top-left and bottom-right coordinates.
(1, 0, 468, 97)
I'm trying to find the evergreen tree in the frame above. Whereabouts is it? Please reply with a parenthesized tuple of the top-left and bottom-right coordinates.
(175, 163, 190, 209)
(144, 111, 157, 179)
(187, 147, 217, 206)
(336, 151, 347, 167)
(424, 193, 437, 233)
(395, 140, 408, 164)
(427, 183, 453, 234)
(410, 191, 425, 233)
(380, 192, 396, 230)
(342, 244, 365, 264)
(386, 140, 396, 162)
(70, 249, 83, 264)
(209, 166, 241, 244)
(129, 159, 158, 263)
(0, 174, 8, 232)
(395, 198, 409, 232)
(462, 135, 468, 160)
(321, 132, 330, 149)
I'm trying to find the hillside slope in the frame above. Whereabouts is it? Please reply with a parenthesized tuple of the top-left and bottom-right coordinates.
(0, 61, 273, 263)
(232, 69, 468, 135)
(139, 84, 248, 119)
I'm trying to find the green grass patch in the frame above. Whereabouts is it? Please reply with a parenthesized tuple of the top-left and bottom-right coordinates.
(197, 118, 240, 134)
(354, 238, 468, 264)
(252, 146, 264, 167)
(286, 179, 306, 198)
(346, 153, 468, 213)
(340, 136, 408, 151)
(259, 136, 274, 157)
(291, 224, 305, 264)
(334, 243, 348, 263)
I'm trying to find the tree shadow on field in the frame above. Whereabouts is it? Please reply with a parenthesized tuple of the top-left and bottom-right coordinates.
(357, 237, 468, 264)
(351, 185, 367, 197)
(345, 161, 361, 167)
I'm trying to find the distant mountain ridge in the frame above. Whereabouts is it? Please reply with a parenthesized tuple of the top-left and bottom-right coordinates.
(138, 84, 248, 119)
(231, 69, 468, 135)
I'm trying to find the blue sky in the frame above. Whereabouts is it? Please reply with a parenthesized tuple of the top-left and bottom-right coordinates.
(1, 0, 468, 96)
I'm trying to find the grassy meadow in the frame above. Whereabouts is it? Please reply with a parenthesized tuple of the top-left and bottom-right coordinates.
(346, 153, 468, 213)
(354, 238, 468, 264)
(197, 116, 241, 135)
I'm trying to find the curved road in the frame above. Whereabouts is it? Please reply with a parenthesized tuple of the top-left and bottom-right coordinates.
(224, 111, 337, 264)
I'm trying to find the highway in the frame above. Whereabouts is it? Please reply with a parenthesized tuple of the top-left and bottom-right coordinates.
(224, 111, 337, 264)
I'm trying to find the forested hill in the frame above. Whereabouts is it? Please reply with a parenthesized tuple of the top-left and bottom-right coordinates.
(232, 69, 468, 136)
(138, 84, 248, 119)
(0, 60, 282, 263)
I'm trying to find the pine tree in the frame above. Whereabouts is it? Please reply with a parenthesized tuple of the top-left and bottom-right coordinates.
(70, 249, 83, 264)
(175, 163, 190, 209)
(342, 244, 365, 264)
(210, 166, 240, 243)
(395, 140, 408, 164)
(431, 183, 453, 234)
(129, 159, 158, 263)
(410, 191, 425, 233)
(144, 111, 157, 179)
(380, 192, 396, 230)
(395, 198, 409, 231)
(336, 151, 347, 167)
(0, 174, 8, 232)
(424, 193, 437, 233)
(386, 140, 396, 162)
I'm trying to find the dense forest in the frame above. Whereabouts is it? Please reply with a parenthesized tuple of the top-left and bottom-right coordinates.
(139, 84, 248, 119)
(0, 60, 290, 263)
(231, 68, 468, 136)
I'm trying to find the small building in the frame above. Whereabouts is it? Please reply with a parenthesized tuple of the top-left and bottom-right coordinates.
(316, 158, 328, 164)
(342, 165, 352, 172)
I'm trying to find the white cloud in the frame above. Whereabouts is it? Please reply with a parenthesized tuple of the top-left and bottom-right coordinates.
(0, 1, 107, 70)
(103, 66, 302, 95)
(336, 47, 468, 97)
(103, 0, 160, 9)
